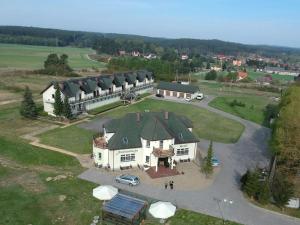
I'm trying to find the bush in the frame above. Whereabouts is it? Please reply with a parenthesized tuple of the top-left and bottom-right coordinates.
(205, 70, 217, 80)
(229, 99, 245, 107)
(257, 182, 271, 205)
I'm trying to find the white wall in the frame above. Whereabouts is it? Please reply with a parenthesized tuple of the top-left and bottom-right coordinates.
(172, 142, 197, 161)
(42, 85, 65, 116)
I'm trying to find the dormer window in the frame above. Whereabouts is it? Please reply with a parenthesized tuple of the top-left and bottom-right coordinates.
(122, 137, 128, 145)
(178, 133, 183, 140)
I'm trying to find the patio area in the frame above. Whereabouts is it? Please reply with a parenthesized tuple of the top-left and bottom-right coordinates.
(89, 161, 219, 191)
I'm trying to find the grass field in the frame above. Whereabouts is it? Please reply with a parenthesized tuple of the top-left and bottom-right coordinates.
(38, 126, 97, 154)
(247, 69, 295, 81)
(209, 95, 277, 125)
(0, 43, 106, 69)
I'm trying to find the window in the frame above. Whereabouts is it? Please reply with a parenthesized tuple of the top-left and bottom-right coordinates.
(120, 153, 135, 162)
(146, 140, 150, 148)
(98, 153, 102, 160)
(177, 148, 189, 156)
(159, 140, 163, 148)
(145, 156, 150, 163)
(52, 94, 55, 99)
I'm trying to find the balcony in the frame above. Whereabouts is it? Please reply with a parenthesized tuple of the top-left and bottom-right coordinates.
(69, 83, 153, 105)
(152, 147, 175, 158)
(93, 134, 107, 149)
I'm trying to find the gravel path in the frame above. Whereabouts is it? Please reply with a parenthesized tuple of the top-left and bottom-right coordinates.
(79, 96, 300, 225)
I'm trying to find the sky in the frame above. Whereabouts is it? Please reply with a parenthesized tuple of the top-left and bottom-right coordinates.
(1, 0, 300, 48)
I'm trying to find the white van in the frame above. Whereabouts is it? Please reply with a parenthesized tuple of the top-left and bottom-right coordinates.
(196, 93, 204, 100)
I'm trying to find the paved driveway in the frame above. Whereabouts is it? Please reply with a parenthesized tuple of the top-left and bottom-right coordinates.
(79, 96, 300, 225)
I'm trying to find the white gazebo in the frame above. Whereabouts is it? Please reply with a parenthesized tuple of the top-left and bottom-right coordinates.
(149, 201, 176, 219)
(92, 185, 118, 201)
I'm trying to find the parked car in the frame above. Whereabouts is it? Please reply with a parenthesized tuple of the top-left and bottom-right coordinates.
(196, 93, 204, 100)
(156, 93, 164, 98)
(211, 157, 220, 167)
(115, 174, 140, 186)
(185, 97, 192, 102)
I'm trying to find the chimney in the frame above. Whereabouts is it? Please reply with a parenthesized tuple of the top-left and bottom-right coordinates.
(164, 111, 169, 120)
(136, 112, 140, 122)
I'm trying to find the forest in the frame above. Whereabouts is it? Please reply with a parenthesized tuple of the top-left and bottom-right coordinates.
(1, 26, 300, 58)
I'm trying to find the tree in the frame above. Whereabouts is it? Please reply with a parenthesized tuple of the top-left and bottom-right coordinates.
(20, 86, 38, 119)
(53, 83, 63, 116)
(63, 96, 73, 119)
(201, 141, 213, 177)
(222, 63, 227, 71)
(271, 173, 294, 208)
(257, 181, 271, 205)
(206, 62, 211, 69)
(243, 170, 260, 199)
(226, 72, 238, 82)
(205, 70, 217, 80)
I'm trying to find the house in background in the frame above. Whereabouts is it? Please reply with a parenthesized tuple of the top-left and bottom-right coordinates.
(233, 60, 242, 67)
(41, 70, 154, 116)
(93, 111, 199, 172)
(237, 71, 248, 81)
(181, 54, 189, 60)
(156, 81, 200, 99)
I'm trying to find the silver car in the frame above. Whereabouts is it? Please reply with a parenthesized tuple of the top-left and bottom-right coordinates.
(115, 174, 140, 186)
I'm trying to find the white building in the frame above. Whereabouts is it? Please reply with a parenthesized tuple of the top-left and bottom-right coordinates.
(156, 81, 200, 99)
(93, 112, 199, 172)
(41, 70, 154, 116)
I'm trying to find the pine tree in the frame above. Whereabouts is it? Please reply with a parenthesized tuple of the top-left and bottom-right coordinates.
(53, 83, 63, 116)
(63, 96, 73, 119)
(257, 181, 271, 205)
(244, 170, 260, 198)
(201, 141, 213, 177)
(20, 86, 38, 119)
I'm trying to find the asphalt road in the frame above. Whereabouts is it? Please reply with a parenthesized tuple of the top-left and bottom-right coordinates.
(79, 96, 300, 225)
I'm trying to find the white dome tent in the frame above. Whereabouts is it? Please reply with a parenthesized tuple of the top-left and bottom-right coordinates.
(92, 185, 118, 201)
(149, 201, 176, 219)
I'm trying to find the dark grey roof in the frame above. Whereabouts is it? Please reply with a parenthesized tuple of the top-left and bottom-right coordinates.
(41, 69, 152, 97)
(157, 81, 199, 94)
(104, 112, 198, 150)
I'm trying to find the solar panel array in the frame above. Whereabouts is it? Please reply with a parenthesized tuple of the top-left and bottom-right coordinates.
(103, 193, 146, 219)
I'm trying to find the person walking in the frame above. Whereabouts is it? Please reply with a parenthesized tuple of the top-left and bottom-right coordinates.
(169, 180, 174, 190)
(164, 181, 168, 189)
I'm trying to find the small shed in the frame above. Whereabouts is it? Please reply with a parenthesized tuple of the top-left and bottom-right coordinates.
(102, 193, 148, 225)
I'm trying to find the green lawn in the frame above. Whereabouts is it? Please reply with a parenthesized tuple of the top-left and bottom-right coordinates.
(0, 43, 106, 69)
(168, 209, 241, 225)
(38, 126, 97, 154)
(0, 137, 80, 168)
(209, 95, 276, 125)
(247, 69, 294, 81)
(100, 98, 244, 143)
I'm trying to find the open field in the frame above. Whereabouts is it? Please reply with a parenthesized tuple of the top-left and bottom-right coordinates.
(247, 69, 295, 81)
(196, 80, 280, 97)
(0, 43, 106, 69)
(209, 95, 277, 125)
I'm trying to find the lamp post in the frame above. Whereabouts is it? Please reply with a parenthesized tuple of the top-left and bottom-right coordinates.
(213, 197, 234, 225)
